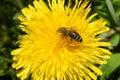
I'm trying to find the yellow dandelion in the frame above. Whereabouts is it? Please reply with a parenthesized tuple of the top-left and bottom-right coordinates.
(11, 0, 111, 80)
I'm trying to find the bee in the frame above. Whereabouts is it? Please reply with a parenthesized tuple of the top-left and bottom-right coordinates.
(57, 27, 82, 42)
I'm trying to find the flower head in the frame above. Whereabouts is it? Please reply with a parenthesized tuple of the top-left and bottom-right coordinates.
(11, 0, 111, 80)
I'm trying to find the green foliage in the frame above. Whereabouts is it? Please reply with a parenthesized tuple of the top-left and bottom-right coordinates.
(0, 0, 120, 80)
(106, 0, 120, 26)
(99, 53, 120, 80)
(0, 0, 33, 79)
(110, 33, 119, 47)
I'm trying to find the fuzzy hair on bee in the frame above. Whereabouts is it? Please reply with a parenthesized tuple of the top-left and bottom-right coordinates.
(57, 27, 83, 42)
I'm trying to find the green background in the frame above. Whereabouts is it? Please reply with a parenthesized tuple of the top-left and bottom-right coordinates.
(0, 0, 120, 80)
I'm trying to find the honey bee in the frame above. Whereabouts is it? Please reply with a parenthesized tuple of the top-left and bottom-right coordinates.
(57, 27, 82, 42)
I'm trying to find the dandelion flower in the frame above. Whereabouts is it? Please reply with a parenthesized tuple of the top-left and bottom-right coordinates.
(11, 0, 111, 80)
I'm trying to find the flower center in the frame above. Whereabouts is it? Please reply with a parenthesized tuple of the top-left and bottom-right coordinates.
(57, 33, 81, 49)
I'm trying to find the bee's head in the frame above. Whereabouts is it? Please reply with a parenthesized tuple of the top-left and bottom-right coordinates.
(57, 27, 67, 33)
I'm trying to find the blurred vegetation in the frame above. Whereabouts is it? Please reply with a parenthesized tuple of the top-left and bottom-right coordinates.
(0, 0, 120, 80)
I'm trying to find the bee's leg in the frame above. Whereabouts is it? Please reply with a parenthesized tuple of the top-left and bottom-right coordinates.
(66, 38, 72, 44)
(70, 38, 73, 43)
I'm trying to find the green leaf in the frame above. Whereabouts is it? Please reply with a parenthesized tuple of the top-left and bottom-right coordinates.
(99, 53, 120, 80)
(0, 70, 5, 76)
(117, 76, 120, 80)
(106, 0, 120, 26)
(109, 33, 120, 47)
(113, 0, 120, 7)
(117, 9, 120, 17)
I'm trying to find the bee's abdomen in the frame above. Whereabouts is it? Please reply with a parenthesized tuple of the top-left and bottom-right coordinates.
(68, 30, 82, 42)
